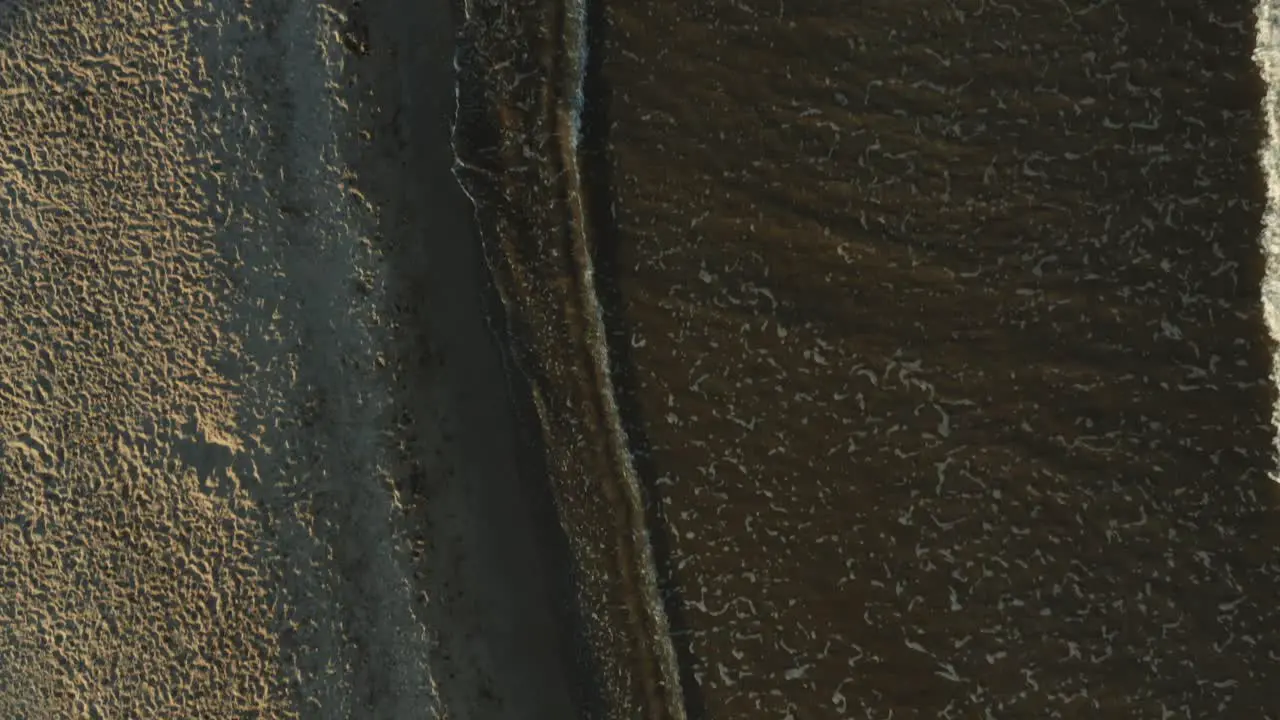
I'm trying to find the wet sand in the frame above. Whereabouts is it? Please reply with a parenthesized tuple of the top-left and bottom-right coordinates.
(1, 0, 585, 717)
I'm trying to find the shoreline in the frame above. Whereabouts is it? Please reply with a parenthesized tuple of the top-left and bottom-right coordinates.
(1256, 0, 1280, 481)
(451, 0, 687, 716)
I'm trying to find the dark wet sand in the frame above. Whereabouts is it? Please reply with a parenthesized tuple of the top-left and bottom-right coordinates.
(452, 0, 1280, 718)
(339, 0, 594, 716)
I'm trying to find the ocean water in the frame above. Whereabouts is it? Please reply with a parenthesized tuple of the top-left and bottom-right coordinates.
(596, 0, 1280, 715)
(453, 0, 1280, 717)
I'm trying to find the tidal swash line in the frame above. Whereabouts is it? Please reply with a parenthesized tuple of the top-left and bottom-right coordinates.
(558, 0, 690, 717)
(449, 0, 690, 716)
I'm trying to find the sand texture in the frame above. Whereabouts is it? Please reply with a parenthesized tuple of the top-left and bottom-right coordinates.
(1, 0, 586, 718)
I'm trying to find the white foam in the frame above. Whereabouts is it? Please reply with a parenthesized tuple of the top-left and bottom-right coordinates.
(1255, 1, 1280, 481)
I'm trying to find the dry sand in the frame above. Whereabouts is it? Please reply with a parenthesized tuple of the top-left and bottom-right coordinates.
(0, 0, 584, 718)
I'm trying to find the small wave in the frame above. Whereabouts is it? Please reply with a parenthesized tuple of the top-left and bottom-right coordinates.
(1255, 0, 1280, 481)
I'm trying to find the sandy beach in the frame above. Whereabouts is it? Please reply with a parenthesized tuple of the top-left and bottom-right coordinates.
(0, 0, 585, 717)
(7, 0, 1280, 717)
